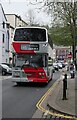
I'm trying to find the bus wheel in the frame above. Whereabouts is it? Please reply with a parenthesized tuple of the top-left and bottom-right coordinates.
(44, 82, 48, 86)
(16, 82, 21, 86)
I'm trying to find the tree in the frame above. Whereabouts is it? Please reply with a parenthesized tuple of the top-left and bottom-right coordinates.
(49, 26, 72, 46)
(30, 1, 77, 45)
(42, 1, 77, 60)
(26, 1, 77, 60)
(25, 9, 38, 26)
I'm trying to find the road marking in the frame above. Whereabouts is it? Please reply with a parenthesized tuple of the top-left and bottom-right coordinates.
(44, 110, 49, 116)
(36, 79, 77, 119)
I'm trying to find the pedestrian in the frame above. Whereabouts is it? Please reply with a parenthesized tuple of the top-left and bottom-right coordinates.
(69, 63, 75, 78)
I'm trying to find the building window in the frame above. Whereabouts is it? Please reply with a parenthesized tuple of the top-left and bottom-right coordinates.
(3, 34, 5, 43)
(7, 30, 9, 51)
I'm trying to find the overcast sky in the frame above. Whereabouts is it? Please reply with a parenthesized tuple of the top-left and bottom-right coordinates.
(1, 0, 51, 26)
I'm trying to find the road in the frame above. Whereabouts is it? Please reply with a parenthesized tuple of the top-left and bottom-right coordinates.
(2, 71, 61, 119)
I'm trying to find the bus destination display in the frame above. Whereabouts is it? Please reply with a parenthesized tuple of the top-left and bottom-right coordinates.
(21, 44, 39, 51)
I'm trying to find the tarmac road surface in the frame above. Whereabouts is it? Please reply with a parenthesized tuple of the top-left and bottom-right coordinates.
(2, 71, 61, 119)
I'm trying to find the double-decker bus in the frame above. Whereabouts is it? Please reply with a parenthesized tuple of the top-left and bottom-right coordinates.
(12, 27, 53, 84)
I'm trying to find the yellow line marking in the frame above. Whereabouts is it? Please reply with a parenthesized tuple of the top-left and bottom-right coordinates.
(36, 80, 77, 120)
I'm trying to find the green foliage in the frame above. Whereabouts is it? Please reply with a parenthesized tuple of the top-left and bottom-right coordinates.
(48, 26, 74, 46)
(43, 2, 77, 47)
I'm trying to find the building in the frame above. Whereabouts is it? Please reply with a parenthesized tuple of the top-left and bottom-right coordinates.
(55, 46, 71, 62)
(6, 14, 27, 28)
(0, 4, 9, 63)
(6, 14, 28, 62)
(8, 25, 14, 63)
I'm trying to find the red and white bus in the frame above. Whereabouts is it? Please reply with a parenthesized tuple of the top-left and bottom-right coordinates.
(12, 27, 53, 84)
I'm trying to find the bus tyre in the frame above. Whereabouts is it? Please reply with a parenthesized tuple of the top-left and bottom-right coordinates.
(45, 82, 48, 85)
(16, 82, 21, 86)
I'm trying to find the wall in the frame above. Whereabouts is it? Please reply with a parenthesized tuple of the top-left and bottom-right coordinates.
(0, 4, 9, 63)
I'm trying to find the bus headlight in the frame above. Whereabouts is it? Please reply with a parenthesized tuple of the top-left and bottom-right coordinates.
(38, 72, 45, 78)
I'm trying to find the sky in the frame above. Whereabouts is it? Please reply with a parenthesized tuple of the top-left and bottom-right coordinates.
(1, 0, 51, 26)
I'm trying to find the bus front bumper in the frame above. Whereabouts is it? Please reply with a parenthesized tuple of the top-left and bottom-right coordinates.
(12, 77, 48, 83)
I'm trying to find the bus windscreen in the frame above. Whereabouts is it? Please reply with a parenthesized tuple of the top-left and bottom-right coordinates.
(14, 28, 46, 42)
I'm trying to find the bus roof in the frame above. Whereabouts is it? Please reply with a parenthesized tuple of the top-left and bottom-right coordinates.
(15, 26, 47, 29)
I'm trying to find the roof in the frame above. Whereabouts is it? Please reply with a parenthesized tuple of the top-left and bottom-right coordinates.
(14, 26, 47, 29)
(6, 14, 28, 25)
(0, 3, 7, 21)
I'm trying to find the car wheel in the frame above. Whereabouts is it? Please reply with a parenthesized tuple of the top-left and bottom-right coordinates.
(2, 71, 6, 75)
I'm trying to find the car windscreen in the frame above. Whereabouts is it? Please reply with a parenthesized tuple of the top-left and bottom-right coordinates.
(14, 28, 46, 42)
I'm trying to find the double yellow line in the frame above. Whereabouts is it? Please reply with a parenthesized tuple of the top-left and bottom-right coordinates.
(36, 80, 77, 120)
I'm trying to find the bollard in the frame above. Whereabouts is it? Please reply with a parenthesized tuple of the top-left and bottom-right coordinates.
(62, 73, 67, 100)
(64, 74, 67, 89)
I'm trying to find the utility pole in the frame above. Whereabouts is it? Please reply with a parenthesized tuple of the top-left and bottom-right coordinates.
(75, 1, 77, 70)
(72, 1, 76, 65)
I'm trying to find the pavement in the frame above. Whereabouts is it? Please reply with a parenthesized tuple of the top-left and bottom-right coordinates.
(33, 71, 77, 119)
(47, 71, 77, 118)
(0, 75, 11, 80)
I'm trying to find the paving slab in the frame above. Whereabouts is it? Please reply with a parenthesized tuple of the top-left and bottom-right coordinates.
(48, 75, 76, 117)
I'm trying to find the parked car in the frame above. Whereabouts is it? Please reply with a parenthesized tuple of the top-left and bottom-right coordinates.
(57, 62, 62, 69)
(61, 63, 65, 68)
(1, 63, 12, 68)
(53, 63, 59, 71)
(0, 64, 12, 75)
